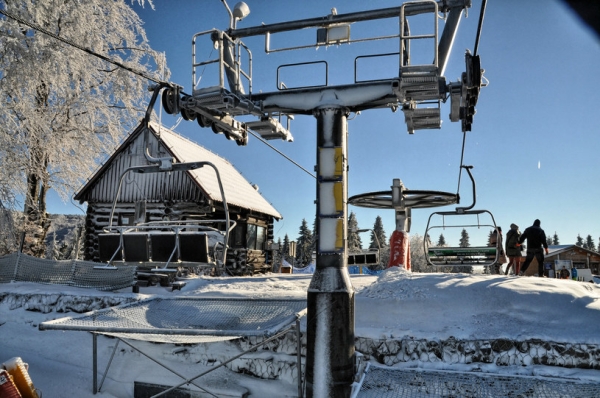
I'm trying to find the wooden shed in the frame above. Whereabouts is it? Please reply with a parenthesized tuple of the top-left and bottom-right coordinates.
(520, 245, 600, 277)
(74, 121, 282, 275)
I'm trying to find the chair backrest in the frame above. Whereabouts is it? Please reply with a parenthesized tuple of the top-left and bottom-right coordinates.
(98, 233, 122, 262)
(123, 233, 149, 262)
(150, 232, 177, 262)
(179, 232, 209, 263)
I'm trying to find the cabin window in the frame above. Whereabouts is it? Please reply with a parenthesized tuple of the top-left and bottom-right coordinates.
(246, 224, 266, 250)
(231, 223, 245, 247)
(247, 224, 257, 249)
(256, 226, 266, 251)
(119, 213, 134, 226)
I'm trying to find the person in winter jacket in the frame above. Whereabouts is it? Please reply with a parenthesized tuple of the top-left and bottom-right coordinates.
(505, 223, 522, 275)
(517, 219, 548, 276)
(488, 227, 506, 274)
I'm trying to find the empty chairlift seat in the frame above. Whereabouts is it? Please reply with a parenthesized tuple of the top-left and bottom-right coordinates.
(150, 232, 178, 262)
(122, 233, 150, 262)
(178, 232, 209, 263)
(98, 233, 123, 262)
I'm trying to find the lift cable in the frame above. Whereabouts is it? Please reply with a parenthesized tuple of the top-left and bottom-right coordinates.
(247, 130, 316, 179)
(1, 8, 315, 180)
(473, 0, 488, 57)
(456, 0, 487, 195)
(0, 8, 164, 85)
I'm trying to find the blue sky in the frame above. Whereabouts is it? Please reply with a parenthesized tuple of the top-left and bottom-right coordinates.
(48, 0, 600, 248)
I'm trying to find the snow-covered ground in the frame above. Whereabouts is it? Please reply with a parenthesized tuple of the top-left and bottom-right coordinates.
(2, 268, 600, 397)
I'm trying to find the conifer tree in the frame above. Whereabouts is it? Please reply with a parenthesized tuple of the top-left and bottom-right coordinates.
(436, 234, 446, 247)
(459, 229, 470, 247)
(585, 235, 596, 252)
(347, 212, 362, 252)
(282, 234, 290, 263)
(370, 216, 387, 250)
(296, 219, 313, 266)
(487, 229, 495, 246)
(576, 234, 584, 247)
(552, 232, 559, 245)
(273, 237, 283, 271)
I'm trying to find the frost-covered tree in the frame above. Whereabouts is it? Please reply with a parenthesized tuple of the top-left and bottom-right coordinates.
(0, 205, 18, 255)
(370, 216, 387, 250)
(0, 0, 166, 256)
(459, 229, 470, 247)
(425, 234, 432, 248)
(296, 219, 313, 266)
(552, 232, 559, 245)
(409, 233, 427, 272)
(48, 231, 61, 260)
(576, 234, 584, 247)
(436, 233, 446, 247)
(347, 211, 362, 252)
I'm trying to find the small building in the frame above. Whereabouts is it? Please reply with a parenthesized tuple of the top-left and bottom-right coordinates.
(74, 121, 282, 274)
(521, 245, 600, 277)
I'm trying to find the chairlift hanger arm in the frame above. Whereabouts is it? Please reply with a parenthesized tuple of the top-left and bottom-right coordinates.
(456, 165, 475, 213)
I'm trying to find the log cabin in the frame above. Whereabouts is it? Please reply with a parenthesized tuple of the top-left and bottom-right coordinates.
(74, 121, 282, 275)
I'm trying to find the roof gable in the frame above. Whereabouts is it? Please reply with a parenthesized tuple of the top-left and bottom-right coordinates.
(75, 121, 282, 219)
(151, 122, 282, 219)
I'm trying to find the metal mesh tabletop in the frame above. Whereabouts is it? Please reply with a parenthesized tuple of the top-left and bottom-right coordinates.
(39, 297, 307, 338)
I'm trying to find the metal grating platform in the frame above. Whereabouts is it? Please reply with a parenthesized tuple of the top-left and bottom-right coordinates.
(39, 297, 307, 338)
(39, 297, 307, 395)
(354, 365, 600, 398)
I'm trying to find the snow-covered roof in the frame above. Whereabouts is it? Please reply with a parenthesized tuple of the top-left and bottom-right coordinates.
(75, 121, 282, 219)
(149, 122, 282, 219)
(547, 245, 599, 257)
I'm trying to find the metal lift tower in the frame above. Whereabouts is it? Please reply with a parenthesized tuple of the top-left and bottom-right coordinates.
(157, 0, 484, 396)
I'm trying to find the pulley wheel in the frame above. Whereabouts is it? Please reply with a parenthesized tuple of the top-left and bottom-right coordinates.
(181, 107, 196, 121)
(236, 132, 248, 146)
(197, 114, 212, 128)
(349, 190, 458, 209)
(162, 88, 177, 115)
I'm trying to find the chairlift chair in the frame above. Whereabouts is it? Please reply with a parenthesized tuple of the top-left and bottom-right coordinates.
(95, 93, 235, 275)
(423, 165, 499, 270)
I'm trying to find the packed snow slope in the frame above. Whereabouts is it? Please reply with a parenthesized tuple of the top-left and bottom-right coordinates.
(3, 268, 600, 342)
(2, 268, 600, 397)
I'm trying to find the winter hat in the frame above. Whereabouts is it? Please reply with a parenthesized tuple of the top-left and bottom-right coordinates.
(533, 219, 541, 227)
(510, 223, 518, 230)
